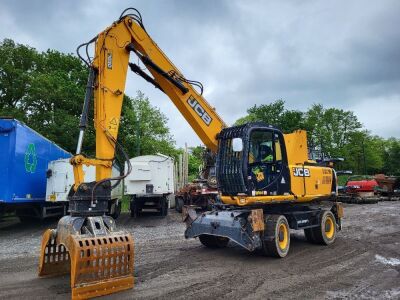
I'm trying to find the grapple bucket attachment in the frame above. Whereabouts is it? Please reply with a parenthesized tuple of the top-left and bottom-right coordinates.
(39, 229, 71, 276)
(69, 233, 134, 299)
(39, 220, 134, 299)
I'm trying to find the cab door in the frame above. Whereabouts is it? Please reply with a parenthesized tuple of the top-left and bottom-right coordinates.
(247, 129, 290, 196)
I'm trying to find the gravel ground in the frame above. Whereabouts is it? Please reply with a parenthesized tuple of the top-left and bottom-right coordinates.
(0, 201, 399, 299)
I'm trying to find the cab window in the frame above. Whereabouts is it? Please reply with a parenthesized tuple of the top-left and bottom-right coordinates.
(248, 130, 285, 192)
(249, 131, 274, 163)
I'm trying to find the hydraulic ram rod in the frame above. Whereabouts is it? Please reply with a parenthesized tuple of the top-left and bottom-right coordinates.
(76, 68, 96, 154)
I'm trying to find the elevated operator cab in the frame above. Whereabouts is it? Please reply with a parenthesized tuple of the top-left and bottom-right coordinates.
(216, 122, 337, 206)
(217, 122, 290, 197)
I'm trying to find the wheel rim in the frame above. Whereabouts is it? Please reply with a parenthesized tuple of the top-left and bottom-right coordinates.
(324, 216, 335, 239)
(278, 223, 288, 250)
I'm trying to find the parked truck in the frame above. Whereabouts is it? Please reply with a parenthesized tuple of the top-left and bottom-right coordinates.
(45, 158, 124, 218)
(0, 118, 71, 220)
(125, 154, 174, 217)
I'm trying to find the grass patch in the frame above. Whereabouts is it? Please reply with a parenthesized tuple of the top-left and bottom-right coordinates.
(121, 195, 131, 213)
(337, 175, 350, 186)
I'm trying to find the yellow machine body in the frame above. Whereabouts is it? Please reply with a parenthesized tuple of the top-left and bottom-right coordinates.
(39, 8, 338, 299)
(220, 130, 335, 206)
(66, 17, 336, 208)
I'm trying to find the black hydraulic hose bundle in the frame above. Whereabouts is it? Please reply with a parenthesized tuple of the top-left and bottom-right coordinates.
(125, 43, 189, 95)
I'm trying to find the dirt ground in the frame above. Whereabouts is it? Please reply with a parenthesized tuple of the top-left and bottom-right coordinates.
(0, 201, 399, 299)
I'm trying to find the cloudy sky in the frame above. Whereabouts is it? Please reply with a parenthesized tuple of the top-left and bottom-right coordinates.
(1, 0, 399, 147)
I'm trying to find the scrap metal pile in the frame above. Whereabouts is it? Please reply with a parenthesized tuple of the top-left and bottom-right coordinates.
(338, 174, 400, 204)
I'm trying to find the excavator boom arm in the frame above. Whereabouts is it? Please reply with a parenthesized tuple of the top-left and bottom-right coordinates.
(81, 15, 226, 184)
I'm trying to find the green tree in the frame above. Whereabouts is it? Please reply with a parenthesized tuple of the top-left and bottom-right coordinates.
(25, 49, 90, 153)
(187, 146, 205, 181)
(0, 39, 176, 160)
(0, 39, 39, 120)
(235, 99, 304, 133)
(304, 104, 362, 157)
(0, 39, 89, 152)
(118, 91, 177, 158)
(342, 131, 384, 174)
(234, 99, 390, 175)
(382, 138, 400, 175)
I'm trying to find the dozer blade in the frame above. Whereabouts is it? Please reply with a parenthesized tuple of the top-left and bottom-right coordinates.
(39, 217, 134, 299)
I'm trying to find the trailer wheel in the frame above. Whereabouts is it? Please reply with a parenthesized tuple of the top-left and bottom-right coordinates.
(159, 197, 168, 217)
(312, 210, 337, 245)
(175, 197, 184, 213)
(360, 197, 378, 204)
(16, 206, 41, 222)
(199, 235, 229, 248)
(130, 200, 140, 218)
(0, 205, 5, 219)
(18, 215, 38, 223)
(262, 215, 290, 258)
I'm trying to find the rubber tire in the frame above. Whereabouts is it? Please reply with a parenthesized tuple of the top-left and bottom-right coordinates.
(130, 202, 140, 218)
(159, 198, 168, 217)
(340, 196, 351, 203)
(175, 197, 180, 213)
(312, 210, 337, 245)
(18, 215, 39, 223)
(175, 197, 184, 213)
(350, 197, 359, 204)
(17, 207, 41, 222)
(199, 235, 229, 248)
(262, 215, 290, 258)
(360, 198, 378, 204)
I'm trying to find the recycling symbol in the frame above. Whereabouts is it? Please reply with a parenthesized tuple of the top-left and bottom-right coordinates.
(25, 143, 38, 173)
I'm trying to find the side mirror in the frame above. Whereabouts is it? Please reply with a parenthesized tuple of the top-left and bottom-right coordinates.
(232, 137, 243, 152)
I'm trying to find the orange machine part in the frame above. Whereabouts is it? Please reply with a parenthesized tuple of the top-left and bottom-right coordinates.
(39, 229, 134, 299)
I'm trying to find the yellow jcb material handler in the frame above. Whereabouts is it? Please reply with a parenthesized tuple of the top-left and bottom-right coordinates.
(39, 8, 343, 299)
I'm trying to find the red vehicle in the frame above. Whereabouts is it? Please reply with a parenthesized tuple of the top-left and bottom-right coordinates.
(345, 175, 378, 196)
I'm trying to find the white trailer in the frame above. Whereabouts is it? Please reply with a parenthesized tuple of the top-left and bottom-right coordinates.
(45, 158, 123, 218)
(125, 154, 174, 218)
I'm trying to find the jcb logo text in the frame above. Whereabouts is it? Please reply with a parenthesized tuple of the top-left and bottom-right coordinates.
(187, 96, 212, 126)
(293, 167, 310, 177)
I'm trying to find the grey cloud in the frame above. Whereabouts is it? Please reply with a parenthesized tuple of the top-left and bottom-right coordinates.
(0, 0, 399, 147)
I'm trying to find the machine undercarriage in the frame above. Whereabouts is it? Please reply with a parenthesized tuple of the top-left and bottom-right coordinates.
(184, 200, 343, 257)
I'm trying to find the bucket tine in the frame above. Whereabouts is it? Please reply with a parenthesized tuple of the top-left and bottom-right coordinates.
(38, 229, 70, 277)
(39, 225, 134, 299)
(69, 234, 134, 299)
